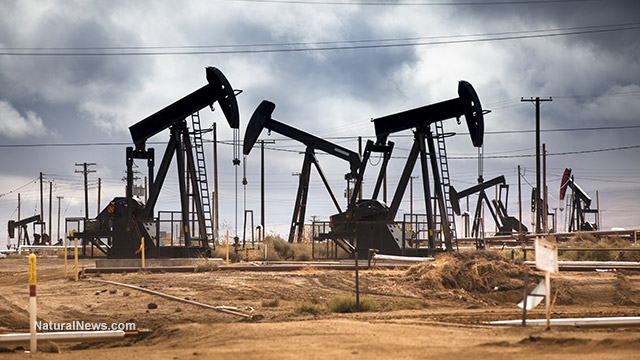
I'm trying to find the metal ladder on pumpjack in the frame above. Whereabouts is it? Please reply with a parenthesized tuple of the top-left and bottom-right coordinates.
(434, 121, 458, 250)
(190, 112, 214, 245)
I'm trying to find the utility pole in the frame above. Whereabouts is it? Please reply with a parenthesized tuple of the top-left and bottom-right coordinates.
(213, 123, 219, 242)
(75, 163, 96, 219)
(521, 96, 552, 233)
(518, 165, 523, 240)
(39, 172, 43, 241)
(542, 144, 548, 233)
(17, 193, 21, 244)
(261, 140, 265, 237)
(358, 136, 363, 201)
(57, 196, 64, 244)
(495, 184, 499, 233)
(49, 181, 52, 243)
(97, 178, 102, 214)
(596, 190, 600, 230)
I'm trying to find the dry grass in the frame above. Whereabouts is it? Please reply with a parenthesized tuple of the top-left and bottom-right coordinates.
(405, 251, 529, 293)
(328, 294, 378, 313)
(560, 235, 640, 262)
(194, 260, 219, 272)
(261, 298, 280, 307)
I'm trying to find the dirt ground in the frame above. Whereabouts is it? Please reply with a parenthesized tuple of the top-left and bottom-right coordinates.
(0, 255, 639, 359)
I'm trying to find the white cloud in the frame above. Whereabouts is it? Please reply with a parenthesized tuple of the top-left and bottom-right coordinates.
(0, 100, 48, 138)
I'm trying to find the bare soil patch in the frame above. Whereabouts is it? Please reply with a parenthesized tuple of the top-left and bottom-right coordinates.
(0, 255, 639, 359)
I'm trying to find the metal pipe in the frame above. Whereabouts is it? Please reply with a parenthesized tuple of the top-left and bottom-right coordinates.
(86, 279, 253, 319)
(490, 316, 640, 328)
(373, 254, 435, 262)
(0, 331, 126, 346)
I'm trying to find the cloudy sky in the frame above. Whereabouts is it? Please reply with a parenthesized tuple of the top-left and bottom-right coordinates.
(1, 0, 639, 247)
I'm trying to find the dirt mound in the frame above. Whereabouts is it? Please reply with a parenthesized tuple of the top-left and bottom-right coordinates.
(405, 251, 529, 293)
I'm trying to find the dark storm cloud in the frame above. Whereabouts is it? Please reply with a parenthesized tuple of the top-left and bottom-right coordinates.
(0, 1, 154, 139)
(1, 0, 639, 242)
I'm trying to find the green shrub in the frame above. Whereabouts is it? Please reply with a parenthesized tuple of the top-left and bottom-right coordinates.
(328, 295, 378, 313)
(295, 301, 322, 314)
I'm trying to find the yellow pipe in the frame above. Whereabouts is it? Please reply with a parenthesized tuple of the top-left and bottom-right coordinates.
(141, 237, 145, 268)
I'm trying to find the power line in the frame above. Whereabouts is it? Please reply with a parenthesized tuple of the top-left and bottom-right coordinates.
(0, 177, 39, 198)
(6, 22, 631, 51)
(446, 144, 640, 159)
(1, 124, 639, 148)
(1, 23, 638, 56)
(224, 0, 606, 6)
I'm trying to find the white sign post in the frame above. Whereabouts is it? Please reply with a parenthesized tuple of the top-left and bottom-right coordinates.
(535, 237, 558, 330)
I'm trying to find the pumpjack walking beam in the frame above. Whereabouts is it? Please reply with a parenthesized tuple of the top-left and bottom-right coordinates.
(372, 81, 485, 250)
(244, 100, 362, 243)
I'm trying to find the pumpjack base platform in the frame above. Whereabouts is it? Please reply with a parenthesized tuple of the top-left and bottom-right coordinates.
(96, 257, 224, 268)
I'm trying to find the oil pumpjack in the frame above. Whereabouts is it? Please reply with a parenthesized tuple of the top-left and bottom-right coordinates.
(560, 168, 598, 231)
(328, 80, 485, 256)
(449, 175, 528, 242)
(69, 67, 239, 258)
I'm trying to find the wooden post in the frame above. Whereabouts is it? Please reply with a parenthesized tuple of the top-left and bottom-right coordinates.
(226, 230, 229, 265)
(545, 271, 551, 330)
(29, 253, 37, 353)
(74, 235, 79, 282)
